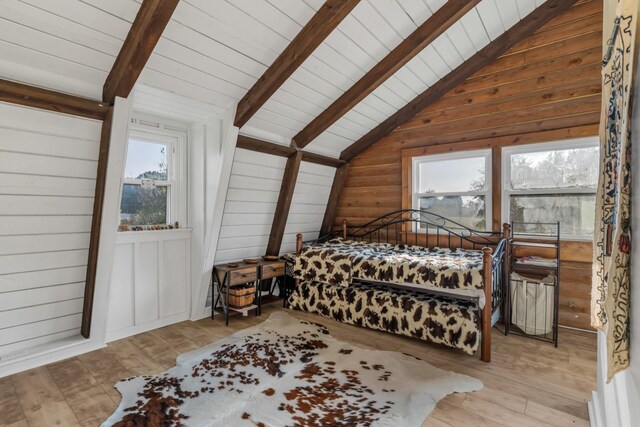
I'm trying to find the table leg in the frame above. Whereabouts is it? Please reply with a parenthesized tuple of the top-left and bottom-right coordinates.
(225, 279, 230, 326)
(257, 280, 262, 316)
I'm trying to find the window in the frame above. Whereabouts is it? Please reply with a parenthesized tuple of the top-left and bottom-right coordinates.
(120, 128, 185, 227)
(502, 138, 599, 240)
(412, 150, 491, 230)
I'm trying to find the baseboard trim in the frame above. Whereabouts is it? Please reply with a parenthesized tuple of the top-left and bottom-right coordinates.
(106, 312, 190, 342)
(0, 337, 105, 379)
(589, 391, 603, 427)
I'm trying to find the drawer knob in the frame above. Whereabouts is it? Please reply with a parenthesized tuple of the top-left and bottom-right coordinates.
(242, 273, 248, 278)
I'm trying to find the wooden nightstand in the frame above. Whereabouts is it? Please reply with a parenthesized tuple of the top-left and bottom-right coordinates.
(212, 262, 261, 325)
(258, 259, 286, 309)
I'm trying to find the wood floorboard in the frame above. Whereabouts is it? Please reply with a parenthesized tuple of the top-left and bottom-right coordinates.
(0, 304, 596, 426)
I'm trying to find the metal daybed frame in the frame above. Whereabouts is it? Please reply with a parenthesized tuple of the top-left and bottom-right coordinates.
(294, 209, 510, 362)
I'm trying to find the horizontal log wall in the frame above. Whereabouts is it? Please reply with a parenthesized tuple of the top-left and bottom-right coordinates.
(335, 0, 601, 330)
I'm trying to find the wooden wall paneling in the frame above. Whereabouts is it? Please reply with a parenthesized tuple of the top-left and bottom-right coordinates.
(293, 0, 481, 148)
(102, 0, 180, 103)
(81, 108, 113, 338)
(0, 78, 109, 120)
(319, 163, 350, 236)
(234, 0, 361, 127)
(339, 0, 580, 161)
(266, 151, 303, 256)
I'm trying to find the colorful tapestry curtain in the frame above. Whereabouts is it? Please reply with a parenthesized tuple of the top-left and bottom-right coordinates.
(591, 0, 638, 380)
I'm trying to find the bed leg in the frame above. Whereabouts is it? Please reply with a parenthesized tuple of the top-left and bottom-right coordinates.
(342, 219, 347, 239)
(481, 247, 493, 362)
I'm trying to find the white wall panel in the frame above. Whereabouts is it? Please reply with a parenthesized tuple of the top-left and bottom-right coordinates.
(282, 162, 335, 254)
(106, 230, 191, 341)
(214, 148, 286, 264)
(0, 102, 101, 357)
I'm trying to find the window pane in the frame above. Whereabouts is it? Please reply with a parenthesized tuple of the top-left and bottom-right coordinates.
(419, 195, 486, 230)
(124, 139, 168, 181)
(510, 194, 595, 237)
(120, 184, 168, 225)
(510, 146, 599, 190)
(418, 156, 486, 193)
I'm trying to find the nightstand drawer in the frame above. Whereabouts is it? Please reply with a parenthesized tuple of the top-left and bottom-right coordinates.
(228, 267, 258, 285)
(261, 262, 285, 279)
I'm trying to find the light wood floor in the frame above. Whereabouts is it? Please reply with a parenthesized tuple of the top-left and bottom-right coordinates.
(0, 304, 596, 427)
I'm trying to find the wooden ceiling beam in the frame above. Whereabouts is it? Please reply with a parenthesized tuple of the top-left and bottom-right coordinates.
(0, 78, 109, 120)
(294, 0, 480, 148)
(236, 134, 296, 157)
(236, 134, 346, 168)
(103, 0, 179, 103)
(339, 0, 579, 161)
(234, 0, 361, 128)
(81, 106, 113, 338)
(266, 151, 304, 256)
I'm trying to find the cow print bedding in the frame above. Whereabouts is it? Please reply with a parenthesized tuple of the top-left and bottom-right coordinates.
(294, 238, 484, 290)
(287, 280, 481, 355)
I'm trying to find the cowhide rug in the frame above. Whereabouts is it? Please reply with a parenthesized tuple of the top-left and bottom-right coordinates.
(102, 311, 481, 426)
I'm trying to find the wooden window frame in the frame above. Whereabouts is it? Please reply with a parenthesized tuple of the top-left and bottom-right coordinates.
(402, 146, 498, 232)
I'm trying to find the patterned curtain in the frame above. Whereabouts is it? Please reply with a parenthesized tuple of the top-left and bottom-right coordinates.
(591, 0, 638, 380)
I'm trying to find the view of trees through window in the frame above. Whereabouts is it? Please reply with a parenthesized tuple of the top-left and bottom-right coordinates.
(120, 140, 170, 226)
(419, 172, 486, 230)
(508, 146, 599, 237)
(416, 153, 488, 230)
(414, 144, 599, 237)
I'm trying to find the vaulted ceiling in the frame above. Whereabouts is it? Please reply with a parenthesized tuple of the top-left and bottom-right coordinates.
(1, 0, 552, 158)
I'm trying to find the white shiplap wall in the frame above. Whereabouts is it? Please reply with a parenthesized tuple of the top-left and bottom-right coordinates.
(282, 162, 334, 253)
(215, 149, 286, 264)
(0, 102, 101, 357)
(215, 148, 334, 264)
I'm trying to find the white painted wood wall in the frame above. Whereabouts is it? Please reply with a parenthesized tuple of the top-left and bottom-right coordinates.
(0, 102, 101, 359)
(214, 148, 334, 264)
(106, 230, 191, 342)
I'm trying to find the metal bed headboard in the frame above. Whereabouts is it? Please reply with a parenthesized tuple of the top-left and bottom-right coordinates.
(318, 209, 504, 251)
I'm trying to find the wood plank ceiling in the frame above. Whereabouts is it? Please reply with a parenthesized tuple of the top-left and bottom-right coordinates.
(0, 0, 549, 159)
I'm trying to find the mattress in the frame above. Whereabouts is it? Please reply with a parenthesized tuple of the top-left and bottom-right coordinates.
(294, 238, 485, 291)
(288, 280, 481, 355)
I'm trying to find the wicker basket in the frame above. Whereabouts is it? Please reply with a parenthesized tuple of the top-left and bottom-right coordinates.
(224, 284, 256, 308)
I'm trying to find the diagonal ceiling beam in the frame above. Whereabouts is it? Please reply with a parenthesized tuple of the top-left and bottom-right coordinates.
(236, 134, 346, 168)
(294, 0, 481, 148)
(266, 150, 304, 256)
(340, 0, 579, 161)
(103, 0, 180, 103)
(234, 0, 361, 128)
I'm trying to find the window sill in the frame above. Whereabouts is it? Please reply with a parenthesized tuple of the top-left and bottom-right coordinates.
(115, 227, 192, 244)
